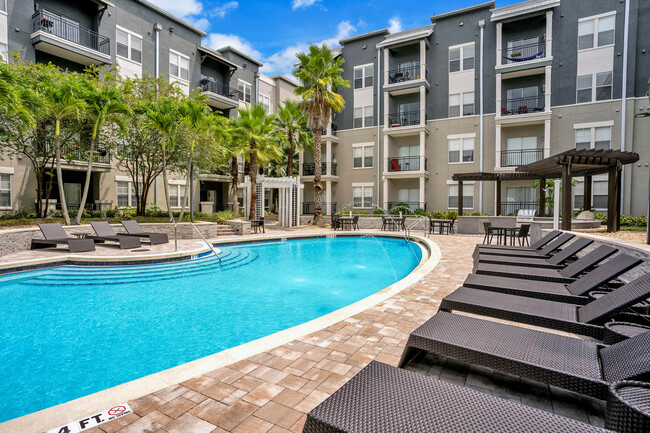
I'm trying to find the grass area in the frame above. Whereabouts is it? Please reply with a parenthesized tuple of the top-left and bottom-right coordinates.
(0, 216, 229, 229)
(620, 225, 647, 232)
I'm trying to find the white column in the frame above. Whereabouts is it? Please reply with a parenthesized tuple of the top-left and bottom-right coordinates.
(298, 151, 304, 176)
(544, 65, 552, 112)
(420, 86, 426, 125)
(279, 188, 285, 226)
(419, 177, 425, 209)
(495, 73, 502, 116)
(546, 10, 553, 58)
(326, 140, 332, 175)
(384, 135, 390, 174)
(419, 39, 426, 80)
(544, 119, 551, 158)
(383, 178, 388, 210)
(419, 131, 426, 172)
(383, 48, 390, 86)
(384, 92, 390, 128)
(495, 124, 502, 170)
(496, 22, 503, 67)
(326, 181, 332, 215)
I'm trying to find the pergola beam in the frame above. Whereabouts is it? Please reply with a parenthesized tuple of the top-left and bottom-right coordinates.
(561, 161, 572, 231)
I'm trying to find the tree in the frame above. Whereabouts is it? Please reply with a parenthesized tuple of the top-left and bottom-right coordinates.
(230, 104, 284, 220)
(274, 101, 312, 177)
(294, 44, 348, 224)
(224, 118, 241, 215)
(76, 71, 129, 224)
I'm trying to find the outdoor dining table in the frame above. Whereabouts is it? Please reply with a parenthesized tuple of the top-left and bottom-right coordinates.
(429, 219, 452, 235)
(339, 217, 355, 231)
(489, 225, 518, 245)
(382, 216, 403, 231)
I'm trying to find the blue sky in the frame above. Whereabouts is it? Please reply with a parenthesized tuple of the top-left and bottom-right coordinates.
(150, 0, 520, 76)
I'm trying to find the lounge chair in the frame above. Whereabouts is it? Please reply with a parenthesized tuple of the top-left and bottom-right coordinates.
(464, 253, 643, 304)
(473, 245, 617, 283)
(304, 361, 613, 433)
(439, 273, 650, 339)
(87, 221, 141, 249)
(475, 237, 594, 269)
(30, 223, 95, 253)
(474, 229, 561, 255)
(476, 232, 576, 259)
(120, 220, 169, 245)
(398, 311, 650, 400)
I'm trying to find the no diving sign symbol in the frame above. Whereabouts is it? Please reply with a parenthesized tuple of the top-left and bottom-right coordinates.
(47, 403, 132, 433)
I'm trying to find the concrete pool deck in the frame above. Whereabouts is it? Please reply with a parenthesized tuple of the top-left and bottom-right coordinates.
(0, 228, 607, 433)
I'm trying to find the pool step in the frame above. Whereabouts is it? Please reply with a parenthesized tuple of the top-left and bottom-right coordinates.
(217, 225, 237, 236)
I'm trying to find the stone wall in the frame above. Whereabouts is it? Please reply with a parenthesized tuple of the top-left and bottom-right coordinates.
(224, 220, 250, 235)
(457, 216, 517, 234)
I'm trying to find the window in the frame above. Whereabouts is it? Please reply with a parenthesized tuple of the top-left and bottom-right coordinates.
(448, 184, 473, 209)
(577, 75, 593, 103)
(0, 0, 5, 12)
(574, 179, 608, 210)
(353, 144, 373, 168)
(169, 184, 186, 208)
(353, 185, 373, 208)
(506, 37, 541, 63)
(397, 189, 420, 209)
(397, 145, 420, 170)
(238, 80, 251, 104)
(0, 43, 7, 63)
(0, 174, 10, 208)
(578, 20, 594, 50)
(116, 28, 142, 63)
(596, 72, 612, 101)
(575, 125, 611, 151)
(463, 92, 475, 116)
(259, 94, 270, 112)
(594, 127, 611, 150)
(354, 106, 373, 128)
(578, 13, 615, 50)
(448, 138, 474, 163)
(575, 129, 591, 151)
(116, 180, 140, 207)
(354, 65, 373, 89)
(364, 106, 374, 127)
(449, 92, 473, 117)
(449, 44, 474, 72)
(170, 51, 189, 81)
(506, 86, 540, 112)
(504, 137, 537, 166)
(449, 94, 460, 117)
(597, 15, 615, 46)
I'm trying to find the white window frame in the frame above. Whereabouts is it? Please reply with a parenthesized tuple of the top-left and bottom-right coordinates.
(352, 183, 374, 209)
(168, 182, 187, 209)
(259, 93, 270, 112)
(353, 105, 374, 128)
(449, 43, 475, 73)
(447, 134, 475, 164)
(573, 121, 613, 151)
(115, 178, 140, 208)
(574, 175, 608, 211)
(446, 181, 474, 210)
(576, 71, 612, 103)
(449, 91, 474, 117)
(353, 142, 373, 169)
(115, 26, 143, 64)
(238, 80, 252, 104)
(353, 63, 374, 89)
(578, 12, 616, 51)
(0, 171, 12, 210)
(169, 49, 190, 82)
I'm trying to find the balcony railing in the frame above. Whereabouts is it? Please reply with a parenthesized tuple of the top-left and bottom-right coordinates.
(501, 201, 538, 216)
(501, 95, 545, 116)
(200, 77, 243, 101)
(503, 42, 545, 64)
(302, 163, 337, 176)
(387, 202, 426, 211)
(302, 202, 337, 215)
(500, 149, 544, 167)
(32, 10, 110, 55)
(388, 64, 427, 84)
(320, 123, 338, 136)
(389, 111, 422, 127)
(387, 156, 426, 172)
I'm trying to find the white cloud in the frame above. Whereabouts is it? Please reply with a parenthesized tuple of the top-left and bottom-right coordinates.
(150, 0, 238, 32)
(292, 0, 321, 9)
(205, 33, 264, 59)
(149, 0, 203, 18)
(213, 1, 239, 18)
(187, 17, 210, 31)
(388, 16, 403, 33)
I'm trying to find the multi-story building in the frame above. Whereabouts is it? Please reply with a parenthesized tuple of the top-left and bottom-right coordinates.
(299, 0, 650, 218)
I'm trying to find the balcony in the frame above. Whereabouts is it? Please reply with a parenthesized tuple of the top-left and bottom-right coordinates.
(500, 95, 545, 116)
(321, 123, 338, 137)
(200, 77, 242, 110)
(388, 111, 422, 127)
(502, 42, 546, 64)
(387, 202, 426, 211)
(31, 9, 110, 66)
(302, 163, 337, 176)
(387, 156, 426, 172)
(302, 202, 337, 215)
(500, 149, 543, 167)
(388, 64, 427, 84)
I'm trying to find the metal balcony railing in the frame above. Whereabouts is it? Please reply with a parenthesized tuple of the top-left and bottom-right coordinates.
(387, 202, 426, 211)
(321, 123, 338, 136)
(501, 201, 538, 216)
(388, 110, 422, 127)
(32, 9, 110, 55)
(200, 77, 243, 101)
(388, 64, 427, 84)
(500, 149, 544, 167)
(302, 163, 337, 176)
(302, 202, 337, 215)
(503, 42, 545, 63)
(501, 95, 545, 116)
(387, 156, 426, 172)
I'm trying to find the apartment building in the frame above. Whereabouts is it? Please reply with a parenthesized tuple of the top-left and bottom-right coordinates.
(0, 0, 299, 216)
(299, 0, 650, 217)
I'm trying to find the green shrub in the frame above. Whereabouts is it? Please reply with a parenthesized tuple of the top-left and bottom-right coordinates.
(444, 210, 458, 220)
(389, 203, 413, 215)
(106, 207, 120, 218)
(213, 210, 237, 224)
(429, 210, 445, 219)
(122, 207, 136, 220)
(373, 208, 386, 215)
(593, 212, 607, 223)
(145, 203, 167, 218)
(413, 208, 428, 216)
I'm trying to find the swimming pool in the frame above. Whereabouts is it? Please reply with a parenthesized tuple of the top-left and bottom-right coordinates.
(0, 236, 422, 423)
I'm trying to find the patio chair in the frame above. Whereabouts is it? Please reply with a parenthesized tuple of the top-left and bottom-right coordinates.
(120, 220, 169, 245)
(251, 217, 265, 233)
(398, 311, 650, 400)
(352, 215, 360, 231)
(464, 253, 642, 304)
(87, 221, 141, 249)
(475, 237, 594, 269)
(439, 272, 650, 339)
(391, 159, 401, 171)
(446, 218, 456, 235)
(477, 232, 576, 259)
(331, 214, 341, 230)
(30, 223, 95, 253)
(475, 230, 561, 255)
(482, 221, 495, 244)
(514, 223, 530, 246)
(473, 244, 617, 283)
(303, 361, 613, 433)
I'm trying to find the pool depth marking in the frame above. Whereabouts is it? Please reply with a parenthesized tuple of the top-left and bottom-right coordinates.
(46, 404, 132, 433)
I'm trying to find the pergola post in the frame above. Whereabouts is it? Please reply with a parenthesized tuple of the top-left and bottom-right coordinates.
(458, 180, 464, 217)
(583, 175, 592, 211)
(607, 164, 621, 232)
(496, 179, 502, 216)
(561, 163, 572, 231)
(538, 178, 546, 217)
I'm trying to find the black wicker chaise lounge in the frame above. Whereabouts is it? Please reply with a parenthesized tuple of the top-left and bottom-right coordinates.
(473, 245, 618, 283)
(397, 311, 650, 400)
(120, 220, 169, 245)
(475, 237, 594, 269)
(30, 223, 95, 252)
(476, 232, 576, 260)
(440, 273, 650, 339)
(464, 253, 643, 304)
(303, 361, 614, 433)
(474, 229, 562, 257)
(87, 221, 141, 249)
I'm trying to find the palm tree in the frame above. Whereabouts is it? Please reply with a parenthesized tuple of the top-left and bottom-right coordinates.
(230, 104, 284, 220)
(0, 63, 36, 128)
(274, 100, 312, 177)
(224, 118, 241, 215)
(76, 82, 129, 224)
(40, 72, 86, 226)
(294, 44, 348, 224)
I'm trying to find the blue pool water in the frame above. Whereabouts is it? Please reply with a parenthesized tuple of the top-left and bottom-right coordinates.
(0, 236, 421, 423)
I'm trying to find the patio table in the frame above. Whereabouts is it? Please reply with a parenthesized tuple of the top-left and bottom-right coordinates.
(339, 217, 355, 231)
(489, 226, 518, 245)
(429, 219, 452, 235)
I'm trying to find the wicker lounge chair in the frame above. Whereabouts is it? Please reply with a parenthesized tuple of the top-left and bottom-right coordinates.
(440, 273, 650, 339)
(476, 232, 576, 259)
(398, 311, 650, 400)
(303, 361, 613, 433)
(475, 229, 561, 256)
(87, 221, 141, 249)
(464, 253, 643, 304)
(120, 220, 169, 244)
(473, 245, 618, 283)
(30, 223, 95, 252)
(475, 238, 594, 269)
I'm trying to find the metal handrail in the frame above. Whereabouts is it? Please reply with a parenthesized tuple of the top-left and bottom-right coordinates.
(404, 215, 429, 241)
(188, 222, 221, 265)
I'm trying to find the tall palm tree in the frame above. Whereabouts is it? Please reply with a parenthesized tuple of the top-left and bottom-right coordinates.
(0, 64, 36, 128)
(230, 104, 284, 220)
(274, 100, 312, 177)
(294, 44, 348, 224)
(76, 82, 129, 224)
(223, 118, 242, 215)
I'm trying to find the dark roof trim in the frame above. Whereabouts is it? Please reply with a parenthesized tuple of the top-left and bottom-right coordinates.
(431, 1, 495, 22)
(452, 172, 541, 182)
(339, 28, 390, 45)
(270, 75, 298, 86)
(131, 0, 207, 37)
(198, 46, 238, 70)
(217, 46, 264, 66)
(516, 149, 640, 178)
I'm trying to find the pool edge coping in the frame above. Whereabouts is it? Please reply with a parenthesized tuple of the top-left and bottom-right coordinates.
(0, 232, 440, 433)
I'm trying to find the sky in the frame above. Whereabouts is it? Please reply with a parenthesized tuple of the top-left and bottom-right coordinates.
(150, 0, 520, 77)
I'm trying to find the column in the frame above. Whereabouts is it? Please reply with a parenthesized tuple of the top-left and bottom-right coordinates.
(539, 178, 546, 217)
(383, 48, 390, 87)
(419, 131, 426, 172)
(458, 180, 464, 216)
(420, 86, 426, 125)
(496, 73, 502, 116)
(544, 65, 552, 112)
(326, 181, 332, 215)
(495, 124, 502, 169)
(384, 135, 390, 174)
(326, 140, 332, 176)
(607, 166, 620, 232)
(384, 92, 390, 128)
(583, 175, 592, 211)
(496, 179, 502, 216)
(382, 178, 388, 210)
(544, 119, 551, 158)
(419, 39, 426, 80)
(419, 177, 425, 210)
(561, 163, 572, 231)
(298, 151, 304, 176)
(545, 10, 553, 58)
(496, 22, 503, 67)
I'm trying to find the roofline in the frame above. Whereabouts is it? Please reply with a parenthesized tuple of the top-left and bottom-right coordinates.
(431, 1, 495, 22)
(131, 0, 207, 37)
(376, 25, 435, 49)
(490, 0, 561, 22)
(271, 74, 298, 86)
(197, 46, 238, 70)
(217, 46, 264, 66)
(339, 28, 389, 45)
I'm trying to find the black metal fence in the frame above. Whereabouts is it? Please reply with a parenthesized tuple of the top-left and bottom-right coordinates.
(302, 202, 337, 215)
(501, 201, 538, 216)
(389, 110, 421, 127)
(503, 42, 545, 63)
(388, 64, 427, 84)
(302, 163, 337, 176)
(500, 149, 543, 167)
(387, 156, 426, 172)
(200, 78, 243, 101)
(501, 95, 545, 115)
(33, 10, 110, 55)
